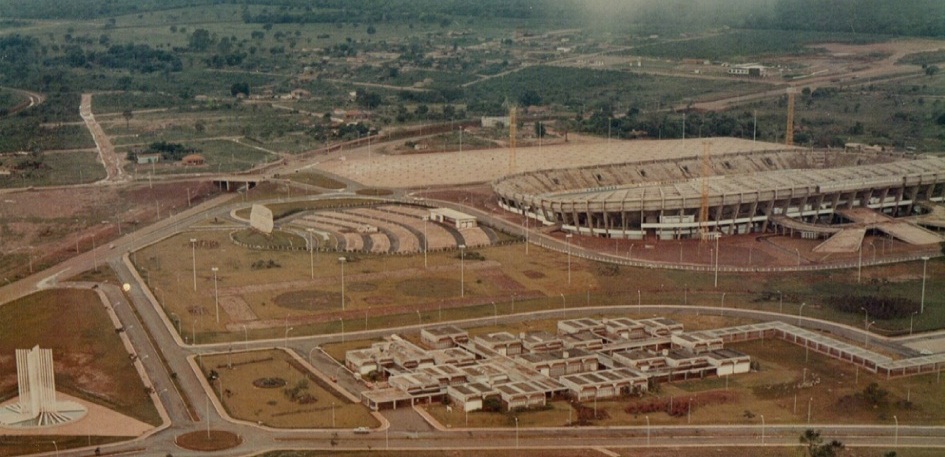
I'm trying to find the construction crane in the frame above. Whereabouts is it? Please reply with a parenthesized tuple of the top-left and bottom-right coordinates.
(508, 105, 517, 174)
(699, 141, 711, 241)
(785, 87, 795, 146)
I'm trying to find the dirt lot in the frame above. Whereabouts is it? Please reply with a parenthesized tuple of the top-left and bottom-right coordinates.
(0, 180, 220, 281)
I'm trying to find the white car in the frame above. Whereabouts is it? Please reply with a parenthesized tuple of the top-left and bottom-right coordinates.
(353, 427, 370, 434)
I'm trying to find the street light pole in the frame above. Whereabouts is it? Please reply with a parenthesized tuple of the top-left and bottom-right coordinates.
(423, 217, 428, 269)
(798, 302, 806, 326)
(760, 414, 765, 446)
(190, 238, 198, 291)
(459, 244, 466, 297)
(910, 311, 917, 335)
(720, 292, 726, 316)
(339, 257, 346, 311)
(514, 416, 519, 448)
(284, 324, 293, 349)
(339, 318, 345, 343)
(714, 233, 720, 288)
(212, 267, 219, 324)
(566, 233, 573, 285)
(308, 229, 315, 280)
(807, 397, 812, 424)
(921, 256, 929, 314)
(778, 290, 783, 314)
(894, 415, 899, 446)
(865, 321, 875, 347)
(560, 293, 566, 318)
(492, 301, 497, 325)
(645, 415, 650, 446)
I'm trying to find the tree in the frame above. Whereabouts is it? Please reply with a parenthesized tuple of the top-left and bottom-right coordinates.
(519, 89, 542, 107)
(925, 65, 939, 77)
(122, 109, 132, 130)
(366, 25, 376, 35)
(534, 121, 546, 138)
(800, 429, 845, 457)
(230, 82, 250, 97)
(188, 28, 213, 52)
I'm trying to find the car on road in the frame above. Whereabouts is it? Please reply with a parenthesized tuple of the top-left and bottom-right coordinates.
(353, 427, 370, 434)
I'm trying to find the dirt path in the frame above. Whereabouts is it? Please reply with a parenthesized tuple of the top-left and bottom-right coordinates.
(80, 93, 127, 183)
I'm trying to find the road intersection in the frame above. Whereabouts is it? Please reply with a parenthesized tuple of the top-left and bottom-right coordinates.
(2, 141, 945, 456)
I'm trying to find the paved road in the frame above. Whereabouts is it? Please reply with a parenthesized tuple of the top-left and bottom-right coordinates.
(4, 138, 945, 456)
(80, 93, 126, 183)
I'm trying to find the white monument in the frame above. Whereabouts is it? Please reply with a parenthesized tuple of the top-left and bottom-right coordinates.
(0, 346, 87, 428)
(249, 204, 274, 235)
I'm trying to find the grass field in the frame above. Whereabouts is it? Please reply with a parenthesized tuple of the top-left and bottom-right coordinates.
(0, 289, 161, 427)
(0, 150, 106, 188)
(134, 224, 945, 344)
(197, 349, 378, 429)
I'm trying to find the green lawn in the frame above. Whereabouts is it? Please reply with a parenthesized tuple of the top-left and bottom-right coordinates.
(0, 289, 161, 426)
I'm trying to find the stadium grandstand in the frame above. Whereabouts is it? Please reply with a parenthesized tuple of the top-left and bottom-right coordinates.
(493, 145, 945, 241)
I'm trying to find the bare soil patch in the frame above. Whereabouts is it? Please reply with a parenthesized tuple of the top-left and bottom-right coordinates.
(274, 290, 343, 311)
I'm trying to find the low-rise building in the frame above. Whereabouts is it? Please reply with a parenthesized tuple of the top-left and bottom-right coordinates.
(521, 331, 565, 353)
(671, 332, 724, 354)
(518, 348, 598, 378)
(474, 332, 523, 356)
(560, 367, 648, 401)
(421, 326, 470, 349)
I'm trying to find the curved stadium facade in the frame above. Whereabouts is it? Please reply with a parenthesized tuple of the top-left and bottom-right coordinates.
(492, 147, 945, 240)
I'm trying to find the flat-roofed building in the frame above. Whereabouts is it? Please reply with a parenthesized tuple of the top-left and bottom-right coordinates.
(429, 208, 477, 229)
(603, 317, 646, 340)
(495, 381, 547, 410)
(560, 367, 648, 401)
(388, 372, 442, 397)
(671, 332, 724, 354)
(474, 332, 523, 356)
(418, 364, 468, 388)
(521, 331, 565, 353)
(459, 363, 511, 386)
(558, 318, 605, 336)
(639, 318, 684, 337)
(421, 326, 470, 349)
(389, 337, 435, 370)
(447, 383, 497, 411)
(430, 347, 477, 367)
(611, 349, 668, 372)
(706, 349, 751, 376)
(518, 348, 598, 378)
(345, 347, 382, 375)
(561, 329, 604, 351)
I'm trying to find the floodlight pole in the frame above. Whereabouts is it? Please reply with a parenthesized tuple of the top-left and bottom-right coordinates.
(566, 233, 573, 285)
(423, 217, 428, 269)
(212, 267, 219, 324)
(190, 238, 198, 291)
(459, 245, 466, 297)
(921, 256, 929, 314)
(339, 257, 347, 311)
(308, 229, 315, 280)
(714, 234, 720, 288)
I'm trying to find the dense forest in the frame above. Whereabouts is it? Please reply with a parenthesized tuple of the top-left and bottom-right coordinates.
(0, 0, 941, 37)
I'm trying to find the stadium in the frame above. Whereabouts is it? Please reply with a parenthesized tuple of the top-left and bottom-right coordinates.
(492, 144, 945, 243)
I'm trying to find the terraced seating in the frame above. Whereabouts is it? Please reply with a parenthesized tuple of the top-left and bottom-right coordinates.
(349, 207, 454, 251)
(458, 227, 491, 247)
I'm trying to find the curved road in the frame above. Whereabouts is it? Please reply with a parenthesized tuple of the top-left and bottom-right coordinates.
(4, 184, 945, 456)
